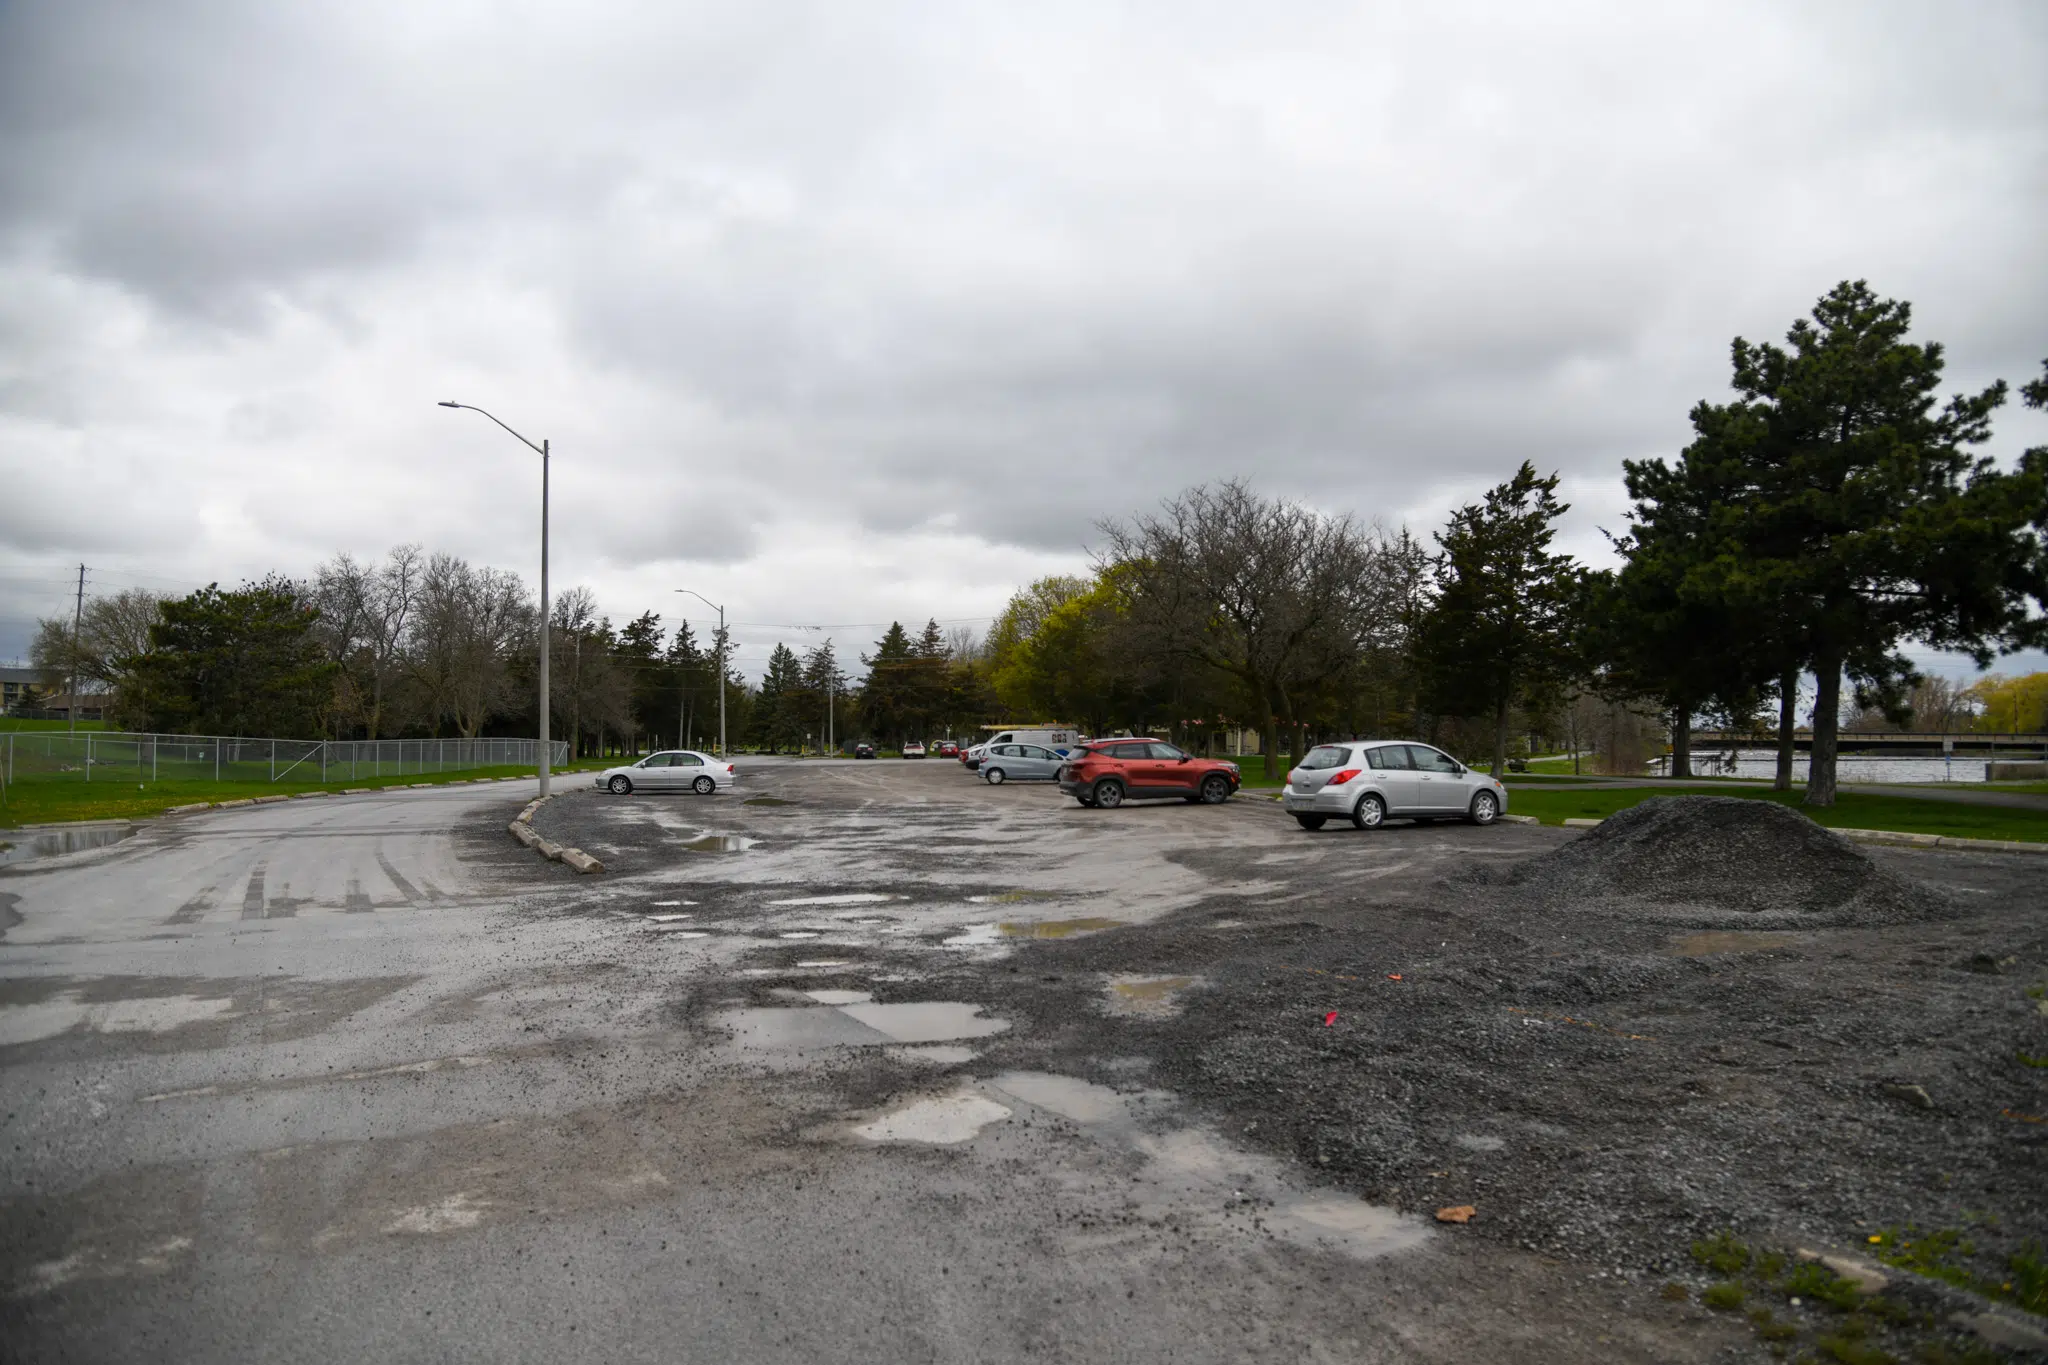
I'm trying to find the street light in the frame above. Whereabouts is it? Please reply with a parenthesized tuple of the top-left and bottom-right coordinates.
(675, 589, 726, 758)
(439, 401, 553, 798)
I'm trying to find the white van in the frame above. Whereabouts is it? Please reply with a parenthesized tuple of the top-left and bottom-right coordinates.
(981, 728, 1084, 757)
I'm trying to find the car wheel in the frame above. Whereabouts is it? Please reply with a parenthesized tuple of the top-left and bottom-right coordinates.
(693, 775, 716, 795)
(985, 767, 1006, 785)
(608, 775, 632, 795)
(1469, 790, 1500, 825)
(1293, 813, 1327, 831)
(1351, 792, 1386, 830)
(1092, 779, 1125, 809)
(1199, 774, 1232, 805)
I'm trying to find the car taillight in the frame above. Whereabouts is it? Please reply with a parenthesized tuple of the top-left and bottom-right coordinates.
(1327, 768, 1361, 785)
(725, 764, 735, 774)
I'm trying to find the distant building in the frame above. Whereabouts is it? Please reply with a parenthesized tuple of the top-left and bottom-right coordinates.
(0, 665, 43, 714)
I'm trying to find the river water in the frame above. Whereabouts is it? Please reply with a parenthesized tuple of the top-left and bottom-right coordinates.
(1648, 749, 2028, 785)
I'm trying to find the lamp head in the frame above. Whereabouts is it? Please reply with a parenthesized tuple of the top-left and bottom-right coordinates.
(437, 400, 461, 408)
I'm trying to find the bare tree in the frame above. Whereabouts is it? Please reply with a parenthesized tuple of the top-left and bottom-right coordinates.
(312, 546, 424, 738)
(406, 555, 532, 738)
(31, 588, 165, 724)
(1101, 481, 1402, 774)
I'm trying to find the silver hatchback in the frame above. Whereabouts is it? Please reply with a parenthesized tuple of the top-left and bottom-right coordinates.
(979, 743, 1065, 785)
(1281, 741, 1506, 830)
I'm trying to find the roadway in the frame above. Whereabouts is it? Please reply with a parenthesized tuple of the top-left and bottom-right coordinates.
(0, 770, 1753, 1363)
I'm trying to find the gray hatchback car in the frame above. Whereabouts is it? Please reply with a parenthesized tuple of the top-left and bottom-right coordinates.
(1281, 741, 1506, 830)
(979, 743, 1065, 784)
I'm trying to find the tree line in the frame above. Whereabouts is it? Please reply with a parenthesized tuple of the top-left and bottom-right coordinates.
(976, 281, 2048, 806)
(28, 281, 2046, 802)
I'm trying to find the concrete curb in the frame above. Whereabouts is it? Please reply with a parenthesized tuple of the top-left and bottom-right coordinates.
(508, 793, 604, 874)
(1501, 814, 1539, 825)
(1557, 815, 2047, 855)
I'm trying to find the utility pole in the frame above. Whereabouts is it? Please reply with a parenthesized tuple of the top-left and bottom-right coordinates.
(68, 564, 85, 734)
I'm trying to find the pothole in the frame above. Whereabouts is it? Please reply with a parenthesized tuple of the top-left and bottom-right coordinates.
(682, 835, 758, 853)
(852, 1093, 1012, 1145)
(1107, 975, 1199, 1015)
(1001, 917, 1126, 939)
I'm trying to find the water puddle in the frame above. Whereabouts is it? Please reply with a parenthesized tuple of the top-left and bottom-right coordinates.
(682, 835, 758, 853)
(1456, 1134, 1506, 1152)
(768, 893, 899, 907)
(714, 1000, 1009, 1050)
(0, 824, 136, 866)
(1669, 930, 1801, 957)
(801, 989, 874, 1005)
(778, 931, 821, 940)
(943, 924, 1002, 948)
(743, 797, 794, 806)
(654, 929, 709, 938)
(650, 900, 696, 908)
(1000, 917, 1126, 939)
(839, 1001, 1008, 1043)
(986, 1070, 1428, 1262)
(0, 992, 237, 1045)
(795, 959, 851, 968)
(967, 890, 1065, 905)
(1107, 975, 1198, 1015)
(646, 913, 693, 922)
(853, 1093, 1012, 1145)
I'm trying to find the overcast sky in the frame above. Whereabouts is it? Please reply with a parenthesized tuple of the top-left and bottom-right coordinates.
(2, 0, 2044, 686)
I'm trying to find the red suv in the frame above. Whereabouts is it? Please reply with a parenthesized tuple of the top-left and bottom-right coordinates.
(1058, 739, 1241, 809)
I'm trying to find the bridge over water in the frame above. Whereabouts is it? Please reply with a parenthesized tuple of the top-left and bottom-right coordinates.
(1692, 731, 2048, 757)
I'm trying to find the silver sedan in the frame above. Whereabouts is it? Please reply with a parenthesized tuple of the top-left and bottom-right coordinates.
(596, 750, 736, 795)
(979, 743, 1065, 785)
(1281, 741, 1505, 829)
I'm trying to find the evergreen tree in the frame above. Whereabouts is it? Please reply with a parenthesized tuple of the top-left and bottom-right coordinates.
(1698, 283, 2046, 805)
(1416, 462, 1582, 776)
(750, 643, 806, 752)
(128, 577, 337, 737)
(859, 622, 916, 744)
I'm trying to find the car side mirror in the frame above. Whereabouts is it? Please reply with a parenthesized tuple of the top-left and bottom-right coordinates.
(1178, 755, 1191, 763)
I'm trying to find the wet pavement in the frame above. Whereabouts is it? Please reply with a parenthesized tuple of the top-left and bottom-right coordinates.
(0, 761, 1847, 1361)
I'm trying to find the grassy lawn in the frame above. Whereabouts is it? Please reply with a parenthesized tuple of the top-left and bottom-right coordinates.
(0, 756, 621, 830)
(0, 718, 109, 732)
(1504, 783, 2048, 843)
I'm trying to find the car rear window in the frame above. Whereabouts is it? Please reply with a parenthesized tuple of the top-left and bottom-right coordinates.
(1300, 745, 1352, 770)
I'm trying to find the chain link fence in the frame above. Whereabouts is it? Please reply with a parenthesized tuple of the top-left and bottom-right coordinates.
(1, 731, 569, 788)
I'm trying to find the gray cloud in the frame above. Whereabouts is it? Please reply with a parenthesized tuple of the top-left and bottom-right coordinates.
(2, 0, 2045, 674)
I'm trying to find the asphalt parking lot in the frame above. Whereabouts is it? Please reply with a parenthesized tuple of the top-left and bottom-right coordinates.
(2, 758, 2043, 1362)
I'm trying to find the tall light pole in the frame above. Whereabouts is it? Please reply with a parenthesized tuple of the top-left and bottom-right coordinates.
(675, 590, 726, 758)
(440, 401, 552, 797)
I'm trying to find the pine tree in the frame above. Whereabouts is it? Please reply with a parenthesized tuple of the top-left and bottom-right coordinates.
(859, 622, 915, 745)
(1416, 463, 1582, 776)
(1700, 283, 2045, 806)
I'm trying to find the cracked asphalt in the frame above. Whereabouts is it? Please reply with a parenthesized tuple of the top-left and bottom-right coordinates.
(2, 759, 2040, 1362)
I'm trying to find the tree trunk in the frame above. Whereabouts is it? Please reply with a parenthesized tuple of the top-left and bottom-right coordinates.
(1260, 704, 1277, 785)
(1491, 690, 1509, 778)
(1774, 669, 1798, 792)
(1805, 658, 1842, 807)
(1670, 703, 1693, 779)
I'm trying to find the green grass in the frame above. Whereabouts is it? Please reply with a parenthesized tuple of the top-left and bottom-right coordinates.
(1504, 784, 2048, 843)
(0, 718, 108, 732)
(0, 756, 621, 829)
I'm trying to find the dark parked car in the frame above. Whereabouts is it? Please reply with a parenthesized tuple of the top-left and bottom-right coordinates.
(853, 742, 876, 759)
(1057, 739, 1240, 808)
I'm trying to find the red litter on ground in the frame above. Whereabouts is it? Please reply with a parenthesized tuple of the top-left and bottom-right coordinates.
(1323, 1011, 1339, 1027)
(1386, 974, 1404, 982)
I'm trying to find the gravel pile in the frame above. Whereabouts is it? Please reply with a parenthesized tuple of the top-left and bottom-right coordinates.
(1486, 795, 1956, 926)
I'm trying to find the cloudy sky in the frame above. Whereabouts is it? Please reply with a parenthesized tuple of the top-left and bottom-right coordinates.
(2, 0, 2044, 685)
